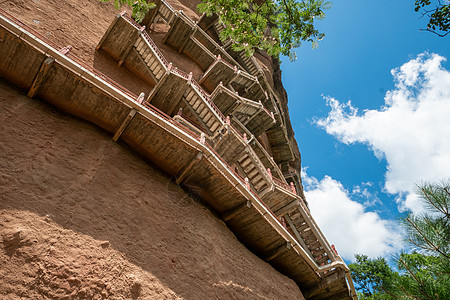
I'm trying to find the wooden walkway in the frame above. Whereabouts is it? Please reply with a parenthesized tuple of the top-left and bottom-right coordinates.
(0, 7, 355, 300)
(142, 0, 298, 171)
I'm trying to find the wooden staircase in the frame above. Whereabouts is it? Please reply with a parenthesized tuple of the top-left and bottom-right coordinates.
(0, 8, 355, 299)
(210, 84, 275, 137)
(134, 33, 168, 81)
(237, 149, 272, 194)
(98, 9, 346, 293)
(286, 209, 332, 266)
(183, 84, 223, 135)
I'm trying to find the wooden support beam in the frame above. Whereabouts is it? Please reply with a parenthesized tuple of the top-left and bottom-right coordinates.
(175, 152, 203, 185)
(118, 27, 143, 66)
(221, 200, 251, 222)
(112, 109, 137, 142)
(274, 199, 300, 217)
(147, 67, 170, 103)
(284, 214, 315, 261)
(96, 12, 123, 51)
(263, 241, 291, 262)
(179, 28, 195, 53)
(27, 57, 54, 98)
(304, 271, 346, 299)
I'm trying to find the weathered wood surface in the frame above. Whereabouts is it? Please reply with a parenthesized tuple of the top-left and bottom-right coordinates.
(0, 9, 353, 300)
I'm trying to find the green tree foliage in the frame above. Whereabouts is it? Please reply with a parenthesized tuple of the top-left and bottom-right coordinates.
(197, 0, 331, 60)
(385, 182, 450, 299)
(415, 1, 450, 37)
(101, 0, 330, 60)
(350, 182, 450, 299)
(349, 255, 393, 300)
(100, 0, 155, 22)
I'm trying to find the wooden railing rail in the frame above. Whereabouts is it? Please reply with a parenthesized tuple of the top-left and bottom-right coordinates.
(0, 9, 354, 294)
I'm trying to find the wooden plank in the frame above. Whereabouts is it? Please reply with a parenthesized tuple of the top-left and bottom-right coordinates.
(221, 200, 251, 222)
(263, 241, 291, 262)
(176, 152, 203, 185)
(112, 108, 137, 142)
(285, 214, 315, 262)
(118, 27, 142, 66)
(27, 56, 54, 98)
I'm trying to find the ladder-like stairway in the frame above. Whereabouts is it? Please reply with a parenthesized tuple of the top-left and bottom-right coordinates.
(134, 34, 167, 81)
(237, 150, 272, 193)
(183, 85, 222, 135)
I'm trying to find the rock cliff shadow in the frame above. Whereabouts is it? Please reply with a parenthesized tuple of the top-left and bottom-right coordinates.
(92, 51, 154, 97)
(0, 78, 302, 299)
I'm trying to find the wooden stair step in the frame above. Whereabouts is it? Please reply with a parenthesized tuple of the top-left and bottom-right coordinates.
(254, 180, 267, 191)
(198, 107, 209, 118)
(192, 99, 202, 110)
(210, 122, 220, 132)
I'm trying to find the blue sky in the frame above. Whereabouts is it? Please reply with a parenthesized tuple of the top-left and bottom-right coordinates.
(280, 1, 450, 261)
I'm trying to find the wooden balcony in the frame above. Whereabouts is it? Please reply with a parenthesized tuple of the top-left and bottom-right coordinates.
(211, 84, 275, 137)
(0, 8, 354, 299)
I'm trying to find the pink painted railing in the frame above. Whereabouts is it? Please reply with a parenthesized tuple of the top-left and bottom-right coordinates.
(66, 53, 138, 100)
(273, 176, 291, 191)
(120, 11, 141, 31)
(0, 8, 61, 49)
(0, 6, 334, 270)
(0, 8, 139, 102)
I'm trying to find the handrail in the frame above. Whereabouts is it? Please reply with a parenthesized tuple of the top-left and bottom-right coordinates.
(121, 12, 170, 69)
(119, 10, 333, 269)
(66, 53, 138, 100)
(273, 176, 291, 191)
(120, 12, 228, 129)
(0, 8, 355, 298)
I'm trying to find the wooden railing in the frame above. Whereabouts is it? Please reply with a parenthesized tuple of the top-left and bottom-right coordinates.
(0, 8, 351, 286)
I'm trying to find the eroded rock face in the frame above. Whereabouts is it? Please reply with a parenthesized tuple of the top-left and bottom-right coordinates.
(0, 80, 303, 299)
(0, 0, 307, 298)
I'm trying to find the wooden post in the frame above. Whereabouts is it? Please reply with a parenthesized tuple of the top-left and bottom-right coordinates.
(118, 27, 144, 67)
(176, 152, 202, 185)
(59, 45, 72, 55)
(136, 92, 145, 104)
(112, 109, 137, 142)
(221, 200, 251, 222)
(290, 182, 297, 195)
(200, 133, 206, 144)
(28, 57, 54, 99)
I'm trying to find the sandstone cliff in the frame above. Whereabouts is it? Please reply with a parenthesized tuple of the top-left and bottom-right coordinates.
(0, 0, 307, 298)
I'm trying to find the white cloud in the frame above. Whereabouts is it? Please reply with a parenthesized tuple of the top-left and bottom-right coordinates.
(351, 183, 381, 207)
(316, 53, 450, 214)
(303, 171, 402, 261)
